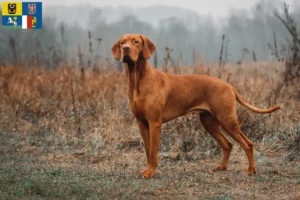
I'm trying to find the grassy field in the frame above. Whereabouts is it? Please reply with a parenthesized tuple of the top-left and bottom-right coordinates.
(0, 62, 299, 199)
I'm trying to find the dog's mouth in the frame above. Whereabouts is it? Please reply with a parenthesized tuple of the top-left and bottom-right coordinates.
(123, 54, 134, 64)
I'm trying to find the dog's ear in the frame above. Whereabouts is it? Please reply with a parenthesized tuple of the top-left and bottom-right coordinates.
(140, 35, 156, 59)
(111, 36, 123, 61)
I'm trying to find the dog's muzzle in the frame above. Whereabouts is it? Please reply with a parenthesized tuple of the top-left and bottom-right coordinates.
(123, 54, 134, 64)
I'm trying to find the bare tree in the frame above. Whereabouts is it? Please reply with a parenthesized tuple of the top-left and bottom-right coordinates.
(219, 34, 230, 66)
(163, 47, 174, 72)
(272, 2, 300, 100)
(268, 31, 284, 62)
(237, 48, 249, 65)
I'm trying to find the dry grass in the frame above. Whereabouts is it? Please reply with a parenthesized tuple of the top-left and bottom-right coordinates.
(0, 62, 299, 199)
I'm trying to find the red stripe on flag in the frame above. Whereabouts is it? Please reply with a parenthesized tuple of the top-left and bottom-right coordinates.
(27, 16, 32, 29)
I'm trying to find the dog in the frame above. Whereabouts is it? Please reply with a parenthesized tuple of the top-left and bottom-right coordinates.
(8, 3, 17, 14)
(111, 34, 280, 179)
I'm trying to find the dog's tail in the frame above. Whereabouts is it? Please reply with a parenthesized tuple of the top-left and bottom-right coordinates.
(232, 87, 280, 113)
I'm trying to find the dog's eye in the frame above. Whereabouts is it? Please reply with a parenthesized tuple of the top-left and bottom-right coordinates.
(120, 41, 125, 45)
(134, 40, 139, 44)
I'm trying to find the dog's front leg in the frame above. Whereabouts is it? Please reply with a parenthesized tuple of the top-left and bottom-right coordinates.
(141, 121, 161, 179)
(137, 120, 150, 164)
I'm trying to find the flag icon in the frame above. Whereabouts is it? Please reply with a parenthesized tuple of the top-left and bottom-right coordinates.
(2, 2, 42, 29)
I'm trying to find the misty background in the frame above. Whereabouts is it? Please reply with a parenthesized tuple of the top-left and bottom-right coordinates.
(0, 0, 299, 68)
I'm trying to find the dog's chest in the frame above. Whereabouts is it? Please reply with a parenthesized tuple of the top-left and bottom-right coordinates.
(129, 97, 146, 119)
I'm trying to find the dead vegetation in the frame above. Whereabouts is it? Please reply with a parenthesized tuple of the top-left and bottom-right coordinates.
(0, 61, 299, 199)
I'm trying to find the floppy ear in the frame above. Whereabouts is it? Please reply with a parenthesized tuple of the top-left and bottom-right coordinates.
(140, 35, 156, 59)
(111, 36, 123, 61)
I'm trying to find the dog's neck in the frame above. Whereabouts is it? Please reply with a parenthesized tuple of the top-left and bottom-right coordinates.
(125, 57, 151, 96)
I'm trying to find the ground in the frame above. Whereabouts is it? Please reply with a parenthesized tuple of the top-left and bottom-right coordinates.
(1, 136, 299, 199)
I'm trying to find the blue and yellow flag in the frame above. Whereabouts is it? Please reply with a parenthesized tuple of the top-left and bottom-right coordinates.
(2, 2, 42, 29)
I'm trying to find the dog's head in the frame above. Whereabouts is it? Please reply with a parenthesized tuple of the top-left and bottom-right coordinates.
(111, 34, 156, 64)
(8, 3, 17, 14)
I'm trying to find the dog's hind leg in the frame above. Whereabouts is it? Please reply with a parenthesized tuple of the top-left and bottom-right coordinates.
(216, 112, 256, 175)
(200, 112, 233, 172)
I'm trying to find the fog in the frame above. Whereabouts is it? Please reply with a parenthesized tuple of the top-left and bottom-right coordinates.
(0, 0, 299, 68)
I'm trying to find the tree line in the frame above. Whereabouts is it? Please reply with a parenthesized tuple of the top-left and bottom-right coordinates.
(0, 0, 299, 68)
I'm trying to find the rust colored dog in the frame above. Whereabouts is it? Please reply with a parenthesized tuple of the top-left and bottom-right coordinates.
(111, 34, 280, 179)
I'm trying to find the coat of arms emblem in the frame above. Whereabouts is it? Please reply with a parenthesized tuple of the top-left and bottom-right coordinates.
(8, 3, 17, 14)
(28, 3, 36, 14)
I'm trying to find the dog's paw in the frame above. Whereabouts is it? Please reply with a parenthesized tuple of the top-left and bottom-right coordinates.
(247, 167, 256, 176)
(140, 165, 156, 179)
(213, 165, 227, 172)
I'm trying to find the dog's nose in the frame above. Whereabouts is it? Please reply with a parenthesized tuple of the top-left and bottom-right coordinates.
(123, 46, 131, 51)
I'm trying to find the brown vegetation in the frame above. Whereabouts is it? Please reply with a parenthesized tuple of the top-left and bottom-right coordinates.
(0, 62, 299, 199)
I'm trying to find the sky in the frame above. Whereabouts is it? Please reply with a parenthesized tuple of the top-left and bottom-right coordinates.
(25, 0, 297, 18)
